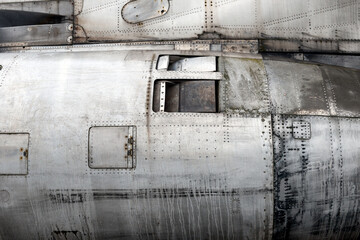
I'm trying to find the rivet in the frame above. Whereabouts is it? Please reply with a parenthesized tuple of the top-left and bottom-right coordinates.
(67, 36, 73, 43)
(67, 24, 74, 31)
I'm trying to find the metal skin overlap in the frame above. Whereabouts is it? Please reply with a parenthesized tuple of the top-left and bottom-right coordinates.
(0, 0, 359, 239)
(0, 46, 359, 239)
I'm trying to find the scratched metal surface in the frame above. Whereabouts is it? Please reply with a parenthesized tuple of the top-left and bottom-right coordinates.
(272, 115, 360, 239)
(262, 53, 360, 70)
(265, 60, 360, 118)
(0, 50, 273, 239)
(0, 45, 359, 239)
(74, 0, 360, 42)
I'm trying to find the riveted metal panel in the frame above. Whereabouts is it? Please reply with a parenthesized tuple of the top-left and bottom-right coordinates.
(319, 65, 360, 118)
(168, 56, 217, 72)
(89, 126, 135, 169)
(304, 54, 360, 70)
(0, 23, 73, 47)
(292, 121, 311, 140)
(0, 0, 73, 16)
(219, 57, 270, 114)
(273, 115, 360, 239)
(75, 0, 205, 42)
(0, 49, 274, 239)
(265, 60, 330, 116)
(74, 0, 360, 49)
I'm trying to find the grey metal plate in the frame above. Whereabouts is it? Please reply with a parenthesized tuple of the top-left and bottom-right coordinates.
(157, 55, 169, 70)
(0, 50, 273, 239)
(0, 133, 28, 175)
(0, 23, 73, 47)
(179, 81, 217, 113)
(74, 0, 360, 45)
(121, 0, 169, 24)
(89, 126, 135, 169)
(265, 60, 330, 116)
(168, 56, 217, 72)
(292, 120, 311, 140)
(304, 54, 360, 70)
(265, 60, 360, 117)
(262, 53, 360, 70)
(0, 0, 73, 16)
(273, 115, 360, 239)
(260, 40, 360, 54)
(219, 57, 269, 114)
(319, 65, 360, 117)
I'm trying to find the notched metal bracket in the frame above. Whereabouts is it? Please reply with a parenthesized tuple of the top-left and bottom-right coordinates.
(292, 121, 311, 140)
(0, 0, 74, 47)
(121, 0, 169, 24)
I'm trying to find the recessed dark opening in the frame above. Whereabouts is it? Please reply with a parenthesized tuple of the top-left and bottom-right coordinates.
(153, 80, 219, 113)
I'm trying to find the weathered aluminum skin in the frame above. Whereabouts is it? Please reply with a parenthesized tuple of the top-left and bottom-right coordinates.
(265, 60, 360, 117)
(75, 0, 360, 45)
(0, 0, 73, 16)
(0, 0, 74, 47)
(0, 48, 273, 239)
(266, 59, 360, 239)
(0, 44, 359, 239)
(0, 0, 359, 53)
(263, 53, 360, 70)
(273, 115, 360, 239)
(0, 23, 73, 47)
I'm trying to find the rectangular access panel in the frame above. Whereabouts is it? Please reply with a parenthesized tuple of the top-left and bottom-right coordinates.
(0, 133, 29, 175)
(89, 126, 135, 169)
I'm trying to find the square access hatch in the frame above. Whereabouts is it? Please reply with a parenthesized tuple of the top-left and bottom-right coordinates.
(0, 133, 29, 175)
(89, 126, 136, 169)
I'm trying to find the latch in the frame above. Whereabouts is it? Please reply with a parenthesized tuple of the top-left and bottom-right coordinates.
(292, 121, 311, 140)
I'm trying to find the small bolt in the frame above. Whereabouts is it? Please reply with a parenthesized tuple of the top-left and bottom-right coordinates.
(67, 24, 74, 31)
(67, 36, 73, 43)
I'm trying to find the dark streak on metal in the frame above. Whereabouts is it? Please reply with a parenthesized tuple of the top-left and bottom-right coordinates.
(48, 188, 272, 203)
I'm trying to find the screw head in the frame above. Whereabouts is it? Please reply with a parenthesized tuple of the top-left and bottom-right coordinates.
(67, 36, 73, 43)
(67, 24, 74, 31)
